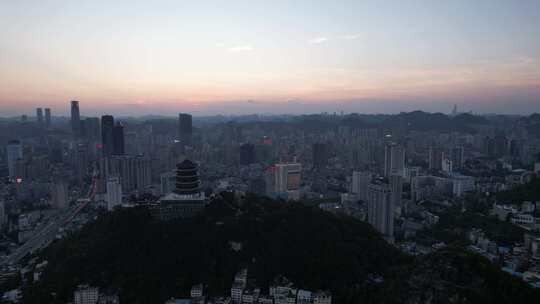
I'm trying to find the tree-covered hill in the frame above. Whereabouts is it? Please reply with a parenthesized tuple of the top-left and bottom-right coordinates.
(394, 247, 538, 304)
(496, 177, 540, 204)
(23, 193, 540, 303)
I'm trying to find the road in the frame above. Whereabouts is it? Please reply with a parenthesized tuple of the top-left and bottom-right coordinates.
(0, 173, 98, 267)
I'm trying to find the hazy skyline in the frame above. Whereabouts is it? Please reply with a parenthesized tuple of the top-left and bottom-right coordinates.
(1, 0, 540, 116)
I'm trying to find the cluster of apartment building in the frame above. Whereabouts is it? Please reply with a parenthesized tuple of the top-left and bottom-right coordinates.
(492, 201, 540, 229)
(467, 229, 540, 288)
(166, 268, 331, 304)
(71, 284, 119, 304)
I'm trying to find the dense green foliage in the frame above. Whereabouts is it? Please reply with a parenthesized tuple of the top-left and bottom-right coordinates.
(23, 194, 540, 303)
(496, 177, 540, 204)
(416, 206, 525, 246)
(392, 246, 539, 304)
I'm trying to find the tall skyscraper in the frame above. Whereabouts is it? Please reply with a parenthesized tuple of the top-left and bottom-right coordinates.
(367, 180, 394, 240)
(84, 117, 101, 142)
(450, 146, 464, 170)
(442, 158, 453, 173)
(389, 174, 403, 214)
(6, 140, 23, 178)
(384, 143, 405, 177)
(178, 113, 193, 146)
(239, 143, 256, 165)
(74, 142, 89, 185)
(106, 176, 122, 211)
(312, 143, 328, 168)
(0, 201, 5, 227)
(351, 171, 371, 202)
(50, 179, 69, 209)
(428, 146, 443, 171)
(44, 108, 51, 127)
(101, 115, 115, 157)
(70, 100, 81, 136)
(493, 135, 509, 158)
(113, 122, 125, 155)
(36, 108, 43, 125)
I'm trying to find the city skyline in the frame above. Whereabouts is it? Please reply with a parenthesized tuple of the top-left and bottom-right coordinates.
(1, 0, 540, 116)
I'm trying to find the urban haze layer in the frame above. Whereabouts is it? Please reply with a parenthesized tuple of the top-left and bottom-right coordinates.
(0, 102, 539, 303)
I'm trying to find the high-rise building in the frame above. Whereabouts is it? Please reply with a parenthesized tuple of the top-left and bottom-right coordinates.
(50, 179, 69, 209)
(239, 143, 256, 165)
(106, 176, 122, 211)
(6, 140, 23, 178)
(178, 113, 193, 146)
(389, 174, 403, 214)
(0, 201, 5, 227)
(113, 122, 125, 155)
(225, 121, 243, 144)
(404, 166, 421, 183)
(74, 143, 89, 185)
(274, 163, 301, 193)
(44, 108, 51, 127)
(71, 100, 81, 136)
(101, 115, 115, 157)
(36, 108, 43, 125)
(312, 143, 328, 168)
(84, 117, 100, 142)
(271, 163, 302, 200)
(442, 158, 453, 174)
(428, 146, 443, 171)
(493, 135, 508, 157)
(100, 155, 151, 193)
(367, 180, 394, 240)
(450, 146, 464, 170)
(351, 171, 371, 202)
(384, 143, 405, 177)
(160, 171, 176, 195)
(510, 139, 523, 159)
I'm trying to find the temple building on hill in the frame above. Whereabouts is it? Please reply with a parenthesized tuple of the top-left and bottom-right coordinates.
(152, 159, 207, 220)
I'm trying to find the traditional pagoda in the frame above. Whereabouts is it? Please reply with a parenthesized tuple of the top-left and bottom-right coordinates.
(154, 159, 207, 220)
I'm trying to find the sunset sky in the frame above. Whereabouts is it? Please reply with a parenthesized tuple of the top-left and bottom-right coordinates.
(1, 0, 539, 116)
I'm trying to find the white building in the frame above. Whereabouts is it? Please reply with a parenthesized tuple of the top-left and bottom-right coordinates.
(106, 177, 122, 211)
(511, 214, 535, 225)
(442, 158, 453, 174)
(231, 282, 244, 303)
(451, 174, 475, 197)
(74, 285, 99, 304)
(351, 171, 371, 201)
(297, 289, 312, 304)
(190, 284, 204, 298)
(313, 291, 332, 304)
